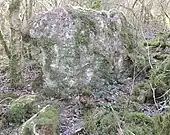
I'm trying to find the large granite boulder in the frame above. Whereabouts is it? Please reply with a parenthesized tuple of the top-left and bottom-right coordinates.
(23, 5, 135, 93)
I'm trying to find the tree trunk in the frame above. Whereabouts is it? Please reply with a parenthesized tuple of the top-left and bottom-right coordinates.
(8, 0, 23, 88)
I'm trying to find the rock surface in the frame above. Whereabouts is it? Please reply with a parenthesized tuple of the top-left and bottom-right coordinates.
(23, 5, 136, 93)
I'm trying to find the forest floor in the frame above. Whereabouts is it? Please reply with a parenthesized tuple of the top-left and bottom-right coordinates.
(0, 62, 134, 134)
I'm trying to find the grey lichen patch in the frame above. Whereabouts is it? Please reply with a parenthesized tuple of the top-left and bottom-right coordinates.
(20, 105, 59, 135)
(108, 10, 136, 53)
(35, 37, 57, 48)
(7, 95, 36, 124)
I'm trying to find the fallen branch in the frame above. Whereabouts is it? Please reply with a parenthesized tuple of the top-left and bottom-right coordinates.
(20, 105, 50, 135)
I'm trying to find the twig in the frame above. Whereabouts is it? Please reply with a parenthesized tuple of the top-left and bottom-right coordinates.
(33, 123, 39, 135)
(0, 97, 13, 104)
(126, 130, 136, 135)
(134, 64, 149, 79)
(149, 82, 158, 109)
(0, 30, 11, 59)
(140, 27, 153, 69)
(156, 89, 170, 99)
(109, 106, 124, 135)
(132, 0, 138, 9)
(131, 65, 136, 95)
(117, 121, 124, 135)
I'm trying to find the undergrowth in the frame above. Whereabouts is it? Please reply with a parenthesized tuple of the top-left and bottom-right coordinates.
(84, 106, 170, 135)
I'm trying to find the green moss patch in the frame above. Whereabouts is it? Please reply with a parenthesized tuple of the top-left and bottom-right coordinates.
(84, 107, 119, 134)
(124, 112, 154, 135)
(143, 31, 170, 48)
(149, 56, 170, 93)
(84, 106, 170, 135)
(20, 105, 59, 135)
(133, 56, 170, 103)
(153, 113, 170, 135)
(74, 14, 97, 48)
(132, 82, 152, 103)
(0, 92, 19, 100)
(7, 95, 36, 124)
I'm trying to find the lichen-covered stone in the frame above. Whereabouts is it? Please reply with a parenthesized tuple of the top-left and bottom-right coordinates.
(23, 5, 136, 94)
(20, 105, 59, 135)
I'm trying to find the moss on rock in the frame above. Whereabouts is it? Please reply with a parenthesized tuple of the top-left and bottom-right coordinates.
(7, 95, 36, 124)
(24, 5, 136, 96)
(74, 13, 97, 52)
(20, 105, 59, 135)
